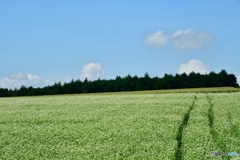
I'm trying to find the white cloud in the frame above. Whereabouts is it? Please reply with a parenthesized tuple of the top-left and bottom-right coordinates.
(145, 28, 213, 50)
(81, 63, 105, 81)
(8, 71, 28, 80)
(178, 59, 209, 74)
(0, 72, 52, 89)
(144, 30, 169, 48)
(27, 74, 40, 81)
(172, 28, 212, 50)
(237, 75, 240, 85)
(172, 28, 194, 37)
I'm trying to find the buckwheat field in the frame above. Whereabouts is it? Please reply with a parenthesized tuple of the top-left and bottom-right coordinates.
(0, 90, 239, 159)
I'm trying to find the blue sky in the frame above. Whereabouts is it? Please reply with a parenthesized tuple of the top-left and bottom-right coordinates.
(1, 0, 240, 89)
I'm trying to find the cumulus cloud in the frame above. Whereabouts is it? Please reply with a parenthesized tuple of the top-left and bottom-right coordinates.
(8, 71, 28, 80)
(144, 30, 169, 48)
(81, 63, 105, 81)
(27, 74, 40, 81)
(237, 75, 240, 85)
(172, 28, 212, 50)
(0, 72, 52, 89)
(178, 59, 209, 74)
(145, 28, 213, 50)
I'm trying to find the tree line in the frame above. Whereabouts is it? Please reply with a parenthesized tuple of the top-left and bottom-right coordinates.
(0, 70, 239, 97)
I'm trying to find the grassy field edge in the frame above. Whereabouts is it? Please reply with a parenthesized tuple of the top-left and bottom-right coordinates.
(1, 87, 239, 99)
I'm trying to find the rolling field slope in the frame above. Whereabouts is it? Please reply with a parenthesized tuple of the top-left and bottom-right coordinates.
(0, 91, 239, 159)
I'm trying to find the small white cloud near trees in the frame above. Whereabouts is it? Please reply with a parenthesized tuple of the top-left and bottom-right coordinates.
(81, 63, 105, 81)
(0, 72, 52, 89)
(178, 59, 209, 74)
(237, 75, 240, 85)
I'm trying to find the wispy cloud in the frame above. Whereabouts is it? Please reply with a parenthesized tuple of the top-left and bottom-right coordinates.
(80, 63, 105, 81)
(0, 72, 53, 89)
(145, 28, 213, 50)
(178, 59, 209, 74)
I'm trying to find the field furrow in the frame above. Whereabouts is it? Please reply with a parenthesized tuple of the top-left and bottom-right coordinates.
(181, 94, 217, 159)
(175, 95, 196, 160)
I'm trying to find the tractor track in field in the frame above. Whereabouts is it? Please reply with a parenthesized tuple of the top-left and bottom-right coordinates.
(207, 95, 229, 159)
(207, 95, 214, 138)
(174, 95, 197, 160)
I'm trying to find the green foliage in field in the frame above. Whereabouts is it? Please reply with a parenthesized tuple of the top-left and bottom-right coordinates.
(210, 93, 240, 158)
(0, 94, 193, 159)
(0, 92, 239, 159)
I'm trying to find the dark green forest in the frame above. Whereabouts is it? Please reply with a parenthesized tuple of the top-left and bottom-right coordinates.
(0, 70, 239, 97)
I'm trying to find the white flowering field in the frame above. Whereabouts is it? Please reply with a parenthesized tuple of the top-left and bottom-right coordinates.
(0, 91, 239, 159)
